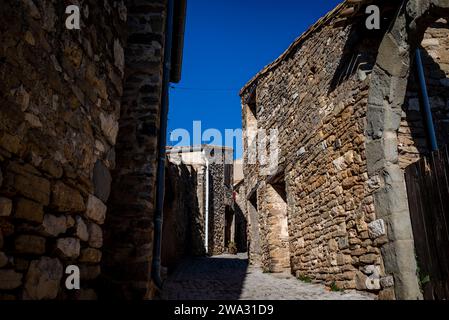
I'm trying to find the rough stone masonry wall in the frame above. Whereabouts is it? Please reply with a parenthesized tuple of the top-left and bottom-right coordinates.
(162, 162, 203, 272)
(242, 19, 395, 296)
(208, 163, 232, 255)
(102, 0, 168, 300)
(0, 0, 126, 300)
(166, 149, 233, 257)
(399, 20, 449, 169)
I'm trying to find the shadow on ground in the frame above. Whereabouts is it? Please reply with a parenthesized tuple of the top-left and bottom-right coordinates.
(161, 254, 249, 300)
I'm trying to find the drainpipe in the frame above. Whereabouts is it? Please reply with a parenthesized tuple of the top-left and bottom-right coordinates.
(415, 48, 438, 152)
(203, 149, 210, 254)
(152, 0, 176, 290)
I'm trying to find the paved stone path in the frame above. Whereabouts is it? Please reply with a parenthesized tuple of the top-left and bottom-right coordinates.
(161, 254, 375, 300)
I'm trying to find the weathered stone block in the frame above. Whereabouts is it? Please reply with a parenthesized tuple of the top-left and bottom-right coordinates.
(55, 238, 80, 259)
(24, 113, 42, 128)
(359, 254, 379, 265)
(51, 182, 85, 212)
(0, 269, 23, 290)
(356, 217, 368, 232)
(15, 235, 46, 255)
(0, 197, 12, 217)
(24, 257, 63, 300)
(338, 236, 349, 249)
(100, 113, 119, 145)
(378, 287, 396, 300)
(15, 198, 44, 223)
(355, 271, 367, 290)
(88, 223, 103, 249)
(41, 159, 63, 178)
(12, 173, 51, 206)
(85, 195, 107, 224)
(380, 275, 395, 288)
(79, 248, 102, 264)
(366, 277, 381, 290)
(368, 219, 386, 239)
(0, 133, 24, 155)
(66, 216, 75, 229)
(328, 239, 338, 251)
(75, 216, 89, 242)
(42, 214, 67, 237)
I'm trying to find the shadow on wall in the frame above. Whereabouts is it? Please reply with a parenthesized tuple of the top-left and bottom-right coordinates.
(162, 162, 204, 273)
(400, 21, 449, 168)
(234, 205, 248, 253)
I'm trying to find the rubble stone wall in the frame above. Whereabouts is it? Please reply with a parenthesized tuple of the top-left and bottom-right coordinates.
(399, 20, 449, 168)
(102, 0, 168, 299)
(162, 162, 204, 272)
(241, 18, 393, 296)
(166, 148, 234, 257)
(0, 0, 127, 300)
(208, 164, 226, 255)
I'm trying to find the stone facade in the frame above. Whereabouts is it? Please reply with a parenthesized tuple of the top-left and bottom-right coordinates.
(0, 0, 126, 300)
(167, 145, 234, 256)
(240, 0, 449, 299)
(399, 20, 449, 169)
(0, 0, 186, 300)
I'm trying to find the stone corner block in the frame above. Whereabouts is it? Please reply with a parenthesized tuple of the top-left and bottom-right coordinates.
(85, 195, 107, 225)
(368, 219, 386, 239)
(24, 257, 63, 300)
(55, 237, 80, 259)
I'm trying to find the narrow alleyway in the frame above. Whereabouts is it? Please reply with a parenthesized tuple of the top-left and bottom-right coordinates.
(161, 254, 375, 300)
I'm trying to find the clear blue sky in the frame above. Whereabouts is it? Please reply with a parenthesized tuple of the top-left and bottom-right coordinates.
(167, 0, 342, 159)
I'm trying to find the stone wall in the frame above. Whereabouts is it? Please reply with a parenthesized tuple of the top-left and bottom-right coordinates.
(241, 12, 396, 296)
(0, 0, 126, 300)
(208, 163, 225, 255)
(167, 147, 234, 256)
(102, 0, 169, 300)
(162, 161, 203, 272)
(399, 19, 449, 169)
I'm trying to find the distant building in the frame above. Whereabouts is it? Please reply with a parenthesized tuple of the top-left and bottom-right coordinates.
(166, 145, 234, 255)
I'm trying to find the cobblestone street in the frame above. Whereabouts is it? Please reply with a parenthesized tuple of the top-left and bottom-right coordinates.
(162, 254, 375, 300)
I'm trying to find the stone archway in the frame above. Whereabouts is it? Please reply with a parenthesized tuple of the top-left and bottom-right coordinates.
(366, 0, 449, 300)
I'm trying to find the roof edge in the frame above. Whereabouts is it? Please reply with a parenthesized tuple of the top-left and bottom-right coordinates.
(239, 0, 364, 96)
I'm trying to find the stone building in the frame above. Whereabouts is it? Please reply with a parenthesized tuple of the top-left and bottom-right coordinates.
(167, 145, 234, 255)
(0, 0, 186, 300)
(240, 0, 449, 299)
